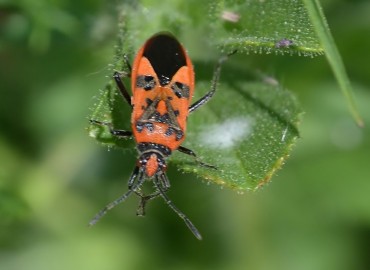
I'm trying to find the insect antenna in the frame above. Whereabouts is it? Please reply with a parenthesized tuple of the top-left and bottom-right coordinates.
(89, 166, 145, 226)
(155, 174, 202, 240)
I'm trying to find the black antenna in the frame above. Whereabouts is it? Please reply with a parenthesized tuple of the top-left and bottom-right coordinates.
(89, 166, 144, 226)
(155, 174, 202, 240)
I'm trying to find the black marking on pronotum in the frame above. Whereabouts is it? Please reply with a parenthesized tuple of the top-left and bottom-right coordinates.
(171, 82, 190, 98)
(136, 75, 157, 90)
(136, 121, 155, 133)
(144, 122, 154, 132)
(164, 127, 184, 140)
(165, 127, 175, 136)
(136, 122, 144, 132)
(150, 111, 170, 124)
(147, 110, 179, 125)
(143, 34, 187, 86)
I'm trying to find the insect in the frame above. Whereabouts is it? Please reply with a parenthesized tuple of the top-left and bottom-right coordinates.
(89, 32, 234, 240)
(275, 38, 294, 48)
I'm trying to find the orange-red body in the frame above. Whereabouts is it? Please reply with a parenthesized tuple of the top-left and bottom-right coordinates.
(130, 34, 194, 151)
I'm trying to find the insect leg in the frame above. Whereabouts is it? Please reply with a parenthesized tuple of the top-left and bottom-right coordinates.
(136, 191, 160, 217)
(89, 120, 132, 139)
(113, 71, 132, 108)
(188, 50, 237, 113)
(89, 166, 144, 226)
(178, 146, 217, 169)
(155, 174, 202, 240)
(90, 59, 132, 136)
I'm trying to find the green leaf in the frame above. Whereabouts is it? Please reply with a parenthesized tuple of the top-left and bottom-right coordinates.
(173, 79, 301, 191)
(210, 0, 324, 56)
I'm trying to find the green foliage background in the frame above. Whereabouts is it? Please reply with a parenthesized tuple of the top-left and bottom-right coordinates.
(1, 0, 369, 269)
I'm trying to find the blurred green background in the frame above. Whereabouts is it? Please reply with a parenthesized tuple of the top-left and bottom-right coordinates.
(1, 0, 369, 270)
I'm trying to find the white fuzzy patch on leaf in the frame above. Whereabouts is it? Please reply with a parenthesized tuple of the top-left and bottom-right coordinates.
(198, 117, 253, 149)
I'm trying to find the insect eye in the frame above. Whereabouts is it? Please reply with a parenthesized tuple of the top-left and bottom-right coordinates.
(137, 159, 144, 167)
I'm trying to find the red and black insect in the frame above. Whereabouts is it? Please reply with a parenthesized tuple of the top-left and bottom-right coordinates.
(89, 32, 233, 240)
